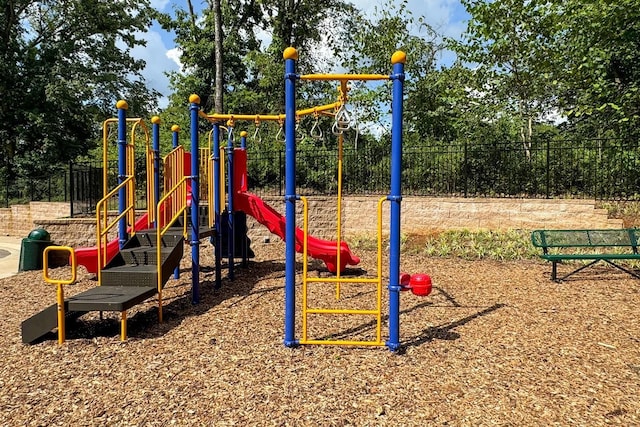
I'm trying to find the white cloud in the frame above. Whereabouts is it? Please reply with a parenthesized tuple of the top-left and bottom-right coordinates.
(130, 29, 180, 109)
(166, 47, 183, 73)
(149, 0, 171, 11)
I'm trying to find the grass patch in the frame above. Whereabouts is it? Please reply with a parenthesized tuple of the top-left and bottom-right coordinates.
(350, 229, 540, 261)
(597, 201, 640, 228)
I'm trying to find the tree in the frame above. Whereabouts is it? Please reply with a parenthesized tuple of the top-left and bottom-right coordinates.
(336, 1, 439, 136)
(551, 0, 640, 138)
(1, 0, 157, 178)
(451, 0, 560, 156)
(158, 0, 356, 118)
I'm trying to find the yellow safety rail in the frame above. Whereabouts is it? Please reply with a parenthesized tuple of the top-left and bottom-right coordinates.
(101, 117, 152, 222)
(299, 196, 386, 347)
(96, 176, 136, 284)
(130, 120, 154, 224)
(219, 147, 226, 212)
(43, 246, 77, 345)
(162, 145, 185, 226)
(199, 146, 213, 226)
(156, 176, 189, 323)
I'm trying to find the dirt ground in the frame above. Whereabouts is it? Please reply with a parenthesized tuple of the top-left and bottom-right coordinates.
(1, 240, 639, 426)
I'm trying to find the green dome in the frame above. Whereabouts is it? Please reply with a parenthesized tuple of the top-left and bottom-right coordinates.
(28, 228, 51, 241)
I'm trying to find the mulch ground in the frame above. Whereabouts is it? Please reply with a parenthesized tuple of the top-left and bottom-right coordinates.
(1, 240, 639, 426)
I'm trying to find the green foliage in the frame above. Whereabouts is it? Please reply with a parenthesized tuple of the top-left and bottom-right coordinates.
(158, 0, 355, 116)
(351, 229, 539, 260)
(1, 0, 157, 177)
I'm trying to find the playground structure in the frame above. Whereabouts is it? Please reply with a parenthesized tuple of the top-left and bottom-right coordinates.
(21, 48, 431, 351)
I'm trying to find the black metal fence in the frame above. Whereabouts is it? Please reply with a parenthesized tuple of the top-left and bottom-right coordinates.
(3, 138, 640, 216)
(247, 138, 640, 199)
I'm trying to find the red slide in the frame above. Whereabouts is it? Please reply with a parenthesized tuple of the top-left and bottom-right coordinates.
(234, 191, 360, 273)
(75, 213, 152, 274)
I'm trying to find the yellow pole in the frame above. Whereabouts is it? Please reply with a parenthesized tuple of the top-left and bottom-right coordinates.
(121, 311, 127, 341)
(56, 284, 65, 345)
(43, 246, 77, 345)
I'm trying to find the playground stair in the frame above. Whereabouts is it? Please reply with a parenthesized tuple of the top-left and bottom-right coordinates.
(21, 229, 184, 344)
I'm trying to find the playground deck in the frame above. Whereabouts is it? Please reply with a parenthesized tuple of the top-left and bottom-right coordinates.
(2, 243, 639, 425)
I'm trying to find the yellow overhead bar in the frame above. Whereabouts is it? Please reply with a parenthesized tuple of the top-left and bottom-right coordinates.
(299, 73, 390, 81)
(196, 101, 342, 123)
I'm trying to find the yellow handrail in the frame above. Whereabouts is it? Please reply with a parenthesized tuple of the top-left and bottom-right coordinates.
(156, 176, 189, 322)
(96, 176, 135, 284)
(43, 246, 77, 345)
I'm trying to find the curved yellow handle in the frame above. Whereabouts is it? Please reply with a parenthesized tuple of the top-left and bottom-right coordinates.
(43, 246, 76, 285)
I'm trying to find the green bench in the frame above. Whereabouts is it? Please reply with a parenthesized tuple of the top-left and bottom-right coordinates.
(531, 228, 640, 281)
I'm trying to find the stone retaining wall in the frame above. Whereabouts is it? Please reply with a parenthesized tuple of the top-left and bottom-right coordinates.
(1, 197, 622, 246)
(245, 196, 622, 242)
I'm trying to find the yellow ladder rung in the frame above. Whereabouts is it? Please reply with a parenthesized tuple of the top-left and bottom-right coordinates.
(299, 339, 384, 347)
(304, 277, 380, 284)
(305, 308, 380, 316)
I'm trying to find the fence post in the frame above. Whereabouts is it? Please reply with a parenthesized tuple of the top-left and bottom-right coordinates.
(69, 162, 74, 217)
(279, 150, 283, 196)
(463, 139, 468, 198)
(546, 139, 550, 199)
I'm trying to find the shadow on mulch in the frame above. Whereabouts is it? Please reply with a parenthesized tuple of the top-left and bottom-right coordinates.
(310, 284, 506, 353)
(56, 259, 285, 342)
(398, 301, 506, 353)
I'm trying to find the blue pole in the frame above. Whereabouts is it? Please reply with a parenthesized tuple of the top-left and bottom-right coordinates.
(116, 100, 128, 249)
(239, 130, 248, 266)
(171, 124, 181, 280)
(386, 51, 406, 351)
(240, 131, 247, 149)
(212, 123, 222, 289)
(226, 122, 235, 281)
(151, 116, 161, 230)
(283, 47, 298, 347)
(189, 95, 201, 304)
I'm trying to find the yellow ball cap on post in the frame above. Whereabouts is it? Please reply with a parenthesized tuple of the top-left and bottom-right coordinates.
(391, 51, 407, 65)
(171, 125, 180, 132)
(151, 116, 161, 125)
(240, 131, 248, 137)
(189, 94, 201, 104)
(283, 47, 298, 61)
(116, 100, 128, 110)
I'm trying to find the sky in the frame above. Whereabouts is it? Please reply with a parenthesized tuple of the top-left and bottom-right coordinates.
(141, 0, 470, 108)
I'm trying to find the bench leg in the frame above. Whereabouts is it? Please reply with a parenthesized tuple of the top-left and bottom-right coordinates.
(551, 261, 558, 281)
(557, 259, 601, 281)
(603, 260, 640, 279)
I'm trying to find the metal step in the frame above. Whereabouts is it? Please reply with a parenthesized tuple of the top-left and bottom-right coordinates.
(119, 246, 179, 266)
(67, 286, 157, 312)
(21, 303, 87, 344)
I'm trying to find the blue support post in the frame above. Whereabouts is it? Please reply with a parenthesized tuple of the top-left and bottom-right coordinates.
(189, 95, 201, 304)
(239, 130, 249, 267)
(151, 116, 161, 230)
(212, 123, 222, 289)
(171, 124, 181, 280)
(386, 52, 406, 352)
(226, 122, 235, 281)
(116, 100, 128, 249)
(283, 47, 299, 348)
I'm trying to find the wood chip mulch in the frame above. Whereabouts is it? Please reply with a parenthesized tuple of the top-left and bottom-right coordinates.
(1, 240, 639, 426)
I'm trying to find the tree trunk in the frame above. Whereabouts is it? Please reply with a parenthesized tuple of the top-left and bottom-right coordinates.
(213, 0, 224, 113)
